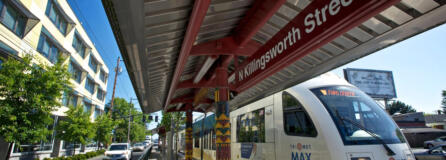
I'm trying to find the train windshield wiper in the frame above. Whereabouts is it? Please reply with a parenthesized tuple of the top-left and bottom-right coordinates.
(334, 110, 396, 156)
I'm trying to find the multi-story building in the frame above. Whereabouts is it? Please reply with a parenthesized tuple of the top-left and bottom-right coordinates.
(0, 0, 108, 159)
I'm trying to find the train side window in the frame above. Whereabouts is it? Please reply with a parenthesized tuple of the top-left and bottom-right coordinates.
(282, 92, 318, 137)
(236, 108, 266, 143)
(211, 130, 216, 150)
(194, 137, 199, 148)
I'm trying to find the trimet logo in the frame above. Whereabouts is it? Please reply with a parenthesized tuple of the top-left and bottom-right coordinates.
(291, 143, 312, 160)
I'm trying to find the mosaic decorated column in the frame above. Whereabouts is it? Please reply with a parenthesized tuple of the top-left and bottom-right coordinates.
(185, 109, 193, 160)
(215, 88, 230, 160)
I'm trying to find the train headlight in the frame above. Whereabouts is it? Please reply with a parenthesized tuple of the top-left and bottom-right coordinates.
(350, 158, 371, 160)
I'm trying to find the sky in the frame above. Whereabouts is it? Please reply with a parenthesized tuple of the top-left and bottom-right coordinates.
(67, 0, 446, 134)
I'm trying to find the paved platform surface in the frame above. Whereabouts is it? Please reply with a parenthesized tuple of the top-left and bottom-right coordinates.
(148, 146, 185, 160)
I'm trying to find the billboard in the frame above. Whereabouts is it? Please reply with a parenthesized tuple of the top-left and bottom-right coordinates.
(343, 68, 396, 99)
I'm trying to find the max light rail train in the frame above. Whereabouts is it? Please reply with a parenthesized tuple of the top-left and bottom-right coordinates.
(175, 73, 414, 160)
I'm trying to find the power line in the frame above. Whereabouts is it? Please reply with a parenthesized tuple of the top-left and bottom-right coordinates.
(70, 0, 115, 68)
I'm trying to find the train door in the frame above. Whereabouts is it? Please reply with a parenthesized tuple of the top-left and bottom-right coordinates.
(274, 91, 329, 160)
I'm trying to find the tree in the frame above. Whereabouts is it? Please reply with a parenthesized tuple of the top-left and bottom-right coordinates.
(130, 122, 146, 143)
(0, 55, 70, 156)
(108, 98, 147, 143)
(441, 90, 446, 113)
(160, 111, 185, 159)
(94, 113, 116, 148)
(56, 106, 95, 155)
(389, 100, 416, 115)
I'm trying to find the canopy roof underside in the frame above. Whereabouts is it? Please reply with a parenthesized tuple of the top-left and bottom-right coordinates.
(103, 0, 446, 113)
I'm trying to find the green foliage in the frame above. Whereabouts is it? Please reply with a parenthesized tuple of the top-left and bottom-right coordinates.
(160, 111, 185, 133)
(131, 121, 146, 142)
(0, 55, 70, 144)
(93, 113, 116, 147)
(389, 100, 416, 115)
(44, 149, 105, 160)
(160, 111, 172, 132)
(108, 98, 147, 143)
(56, 106, 95, 146)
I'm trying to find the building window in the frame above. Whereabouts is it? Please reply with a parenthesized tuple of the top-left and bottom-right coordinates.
(236, 108, 265, 143)
(93, 107, 101, 119)
(62, 142, 80, 150)
(72, 32, 86, 58)
(97, 89, 105, 101)
(99, 69, 107, 82)
(45, 0, 67, 34)
(83, 100, 92, 114)
(0, 0, 26, 37)
(68, 61, 82, 83)
(88, 55, 98, 72)
(85, 77, 95, 94)
(37, 28, 61, 63)
(282, 92, 317, 137)
(62, 92, 78, 107)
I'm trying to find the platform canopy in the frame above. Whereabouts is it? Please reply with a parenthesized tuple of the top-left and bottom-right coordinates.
(102, 0, 446, 113)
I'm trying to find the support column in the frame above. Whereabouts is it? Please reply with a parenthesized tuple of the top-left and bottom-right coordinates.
(215, 66, 231, 160)
(185, 109, 193, 160)
(215, 88, 230, 159)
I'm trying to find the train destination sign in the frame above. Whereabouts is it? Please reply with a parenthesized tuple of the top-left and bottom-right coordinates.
(233, 0, 399, 92)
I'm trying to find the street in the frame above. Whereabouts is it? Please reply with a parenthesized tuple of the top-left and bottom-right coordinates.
(88, 147, 149, 160)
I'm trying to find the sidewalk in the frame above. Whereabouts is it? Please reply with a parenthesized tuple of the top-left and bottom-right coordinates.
(88, 155, 105, 160)
(148, 147, 185, 160)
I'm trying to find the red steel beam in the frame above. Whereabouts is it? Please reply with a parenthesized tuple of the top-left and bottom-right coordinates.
(167, 98, 214, 111)
(178, 0, 286, 107)
(177, 55, 233, 89)
(233, 0, 400, 92)
(190, 37, 261, 56)
(233, 0, 287, 46)
(163, 0, 211, 109)
(177, 79, 216, 88)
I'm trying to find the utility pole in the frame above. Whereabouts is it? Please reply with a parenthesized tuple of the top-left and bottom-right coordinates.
(109, 57, 121, 117)
(128, 98, 133, 144)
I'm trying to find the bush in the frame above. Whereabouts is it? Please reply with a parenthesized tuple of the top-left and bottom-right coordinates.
(43, 149, 106, 160)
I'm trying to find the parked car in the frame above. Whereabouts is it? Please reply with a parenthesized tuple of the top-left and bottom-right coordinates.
(142, 142, 148, 148)
(104, 143, 132, 160)
(424, 136, 446, 149)
(413, 144, 446, 160)
(132, 143, 145, 151)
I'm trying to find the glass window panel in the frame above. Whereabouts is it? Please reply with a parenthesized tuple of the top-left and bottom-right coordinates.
(311, 86, 406, 145)
(282, 92, 317, 137)
(15, 17, 25, 36)
(84, 101, 92, 114)
(0, 0, 4, 12)
(42, 39, 50, 57)
(3, 5, 17, 30)
(69, 95, 78, 107)
(236, 108, 265, 143)
(50, 46, 58, 63)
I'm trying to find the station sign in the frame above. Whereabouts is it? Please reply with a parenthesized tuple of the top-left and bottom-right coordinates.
(233, 0, 399, 92)
(344, 68, 397, 99)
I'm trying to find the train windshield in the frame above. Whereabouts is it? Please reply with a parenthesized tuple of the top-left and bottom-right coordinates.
(311, 86, 405, 145)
